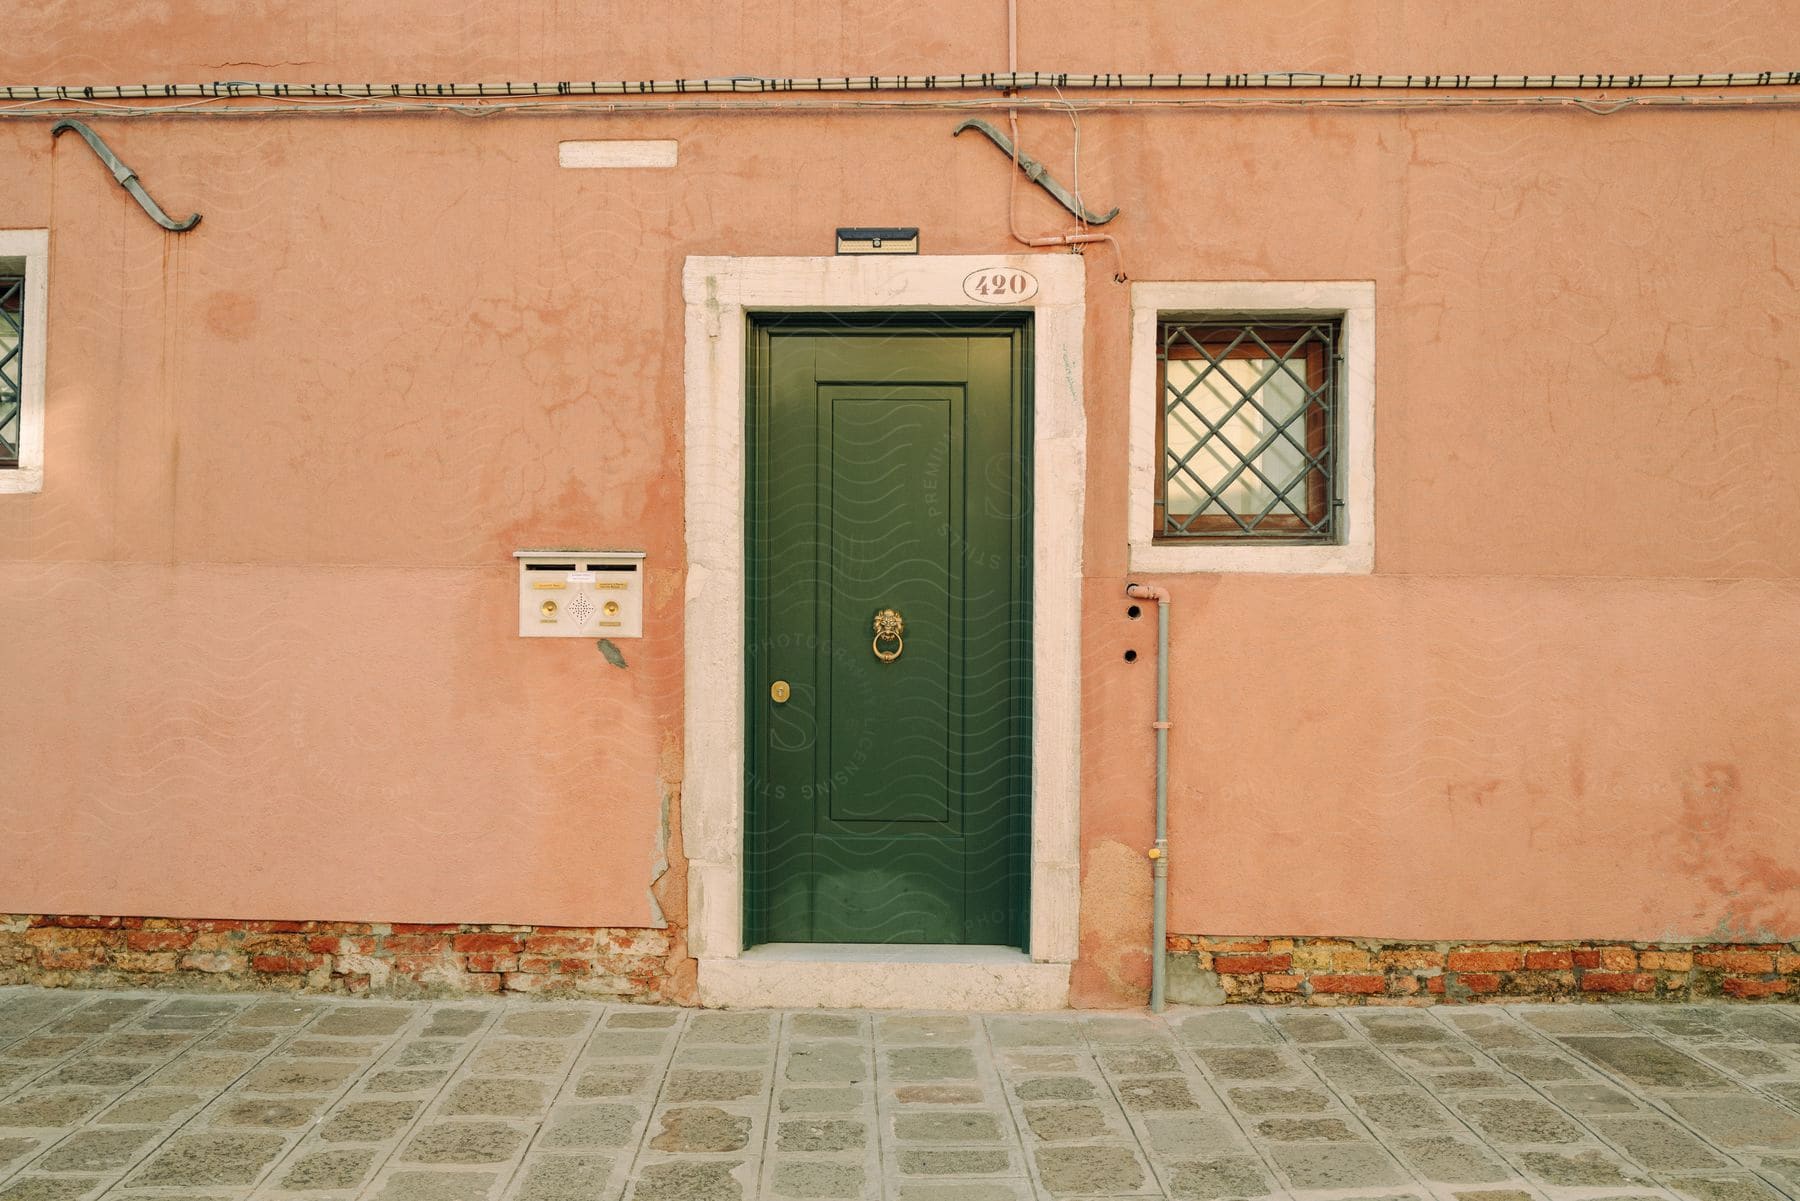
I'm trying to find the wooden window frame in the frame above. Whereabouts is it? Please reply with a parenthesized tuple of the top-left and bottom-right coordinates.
(1155, 322, 1336, 542)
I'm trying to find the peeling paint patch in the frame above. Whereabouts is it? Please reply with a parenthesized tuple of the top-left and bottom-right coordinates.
(644, 785, 672, 928)
(1071, 838, 1153, 1007)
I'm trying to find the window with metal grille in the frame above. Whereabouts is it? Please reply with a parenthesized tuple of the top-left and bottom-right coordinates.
(0, 230, 46, 494)
(0, 273, 21, 470)
(1157, 319, 1341, 542)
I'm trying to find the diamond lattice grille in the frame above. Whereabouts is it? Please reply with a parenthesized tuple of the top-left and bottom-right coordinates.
(1158, 320, 1340, 540)
(0, 276, 21, 470)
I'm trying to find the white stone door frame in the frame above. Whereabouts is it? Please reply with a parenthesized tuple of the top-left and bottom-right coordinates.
(681, 255, 1085, 1007)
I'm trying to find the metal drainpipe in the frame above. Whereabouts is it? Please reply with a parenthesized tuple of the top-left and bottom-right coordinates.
(1126, 582, 1172, 1011)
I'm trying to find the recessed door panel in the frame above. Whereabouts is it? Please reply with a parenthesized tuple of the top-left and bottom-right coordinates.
(825, 392, 957, 826)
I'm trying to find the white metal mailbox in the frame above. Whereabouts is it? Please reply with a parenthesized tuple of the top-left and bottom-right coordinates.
(515, 549, 646, 638)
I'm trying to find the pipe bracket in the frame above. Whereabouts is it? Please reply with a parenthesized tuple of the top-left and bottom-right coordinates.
(52, 120, 202, 232)
(952, 117, 1119, 225)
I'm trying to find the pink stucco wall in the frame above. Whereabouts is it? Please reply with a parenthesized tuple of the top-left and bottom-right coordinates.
(3, 2, 1797, 999)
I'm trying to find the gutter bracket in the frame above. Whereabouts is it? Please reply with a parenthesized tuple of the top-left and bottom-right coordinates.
(952, 117, 1119, 225)
(52, 120, 203, 232)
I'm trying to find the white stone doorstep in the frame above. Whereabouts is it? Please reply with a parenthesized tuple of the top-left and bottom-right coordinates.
(697, 948, 1071, 1010)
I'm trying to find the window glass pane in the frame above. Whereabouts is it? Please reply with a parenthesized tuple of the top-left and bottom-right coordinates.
(1166, 358, 1309, 519)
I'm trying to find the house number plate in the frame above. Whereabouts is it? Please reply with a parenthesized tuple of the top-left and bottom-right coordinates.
(962, 267, 1039, 303)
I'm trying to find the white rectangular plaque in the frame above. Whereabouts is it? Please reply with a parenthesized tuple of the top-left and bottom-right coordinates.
(558, 140, 678, 169)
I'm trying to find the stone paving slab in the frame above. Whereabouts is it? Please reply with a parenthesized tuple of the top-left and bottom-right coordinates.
(0, 990, 1797, 1200)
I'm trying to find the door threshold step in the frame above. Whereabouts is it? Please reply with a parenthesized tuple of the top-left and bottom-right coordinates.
(698, 944, 1071, 1010)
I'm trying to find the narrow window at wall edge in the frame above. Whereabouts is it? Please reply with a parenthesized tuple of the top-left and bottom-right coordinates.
(1154, 316, 1343, 544)
(0, 267, 23, 470)
(0, 228, 49, 494)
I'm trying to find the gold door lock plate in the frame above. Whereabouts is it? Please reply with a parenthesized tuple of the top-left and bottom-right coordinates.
(770, 680, 792, 703)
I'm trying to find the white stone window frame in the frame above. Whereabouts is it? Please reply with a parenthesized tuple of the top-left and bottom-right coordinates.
(1128, 281, 1375, 574)
(0, 229, 48, 495)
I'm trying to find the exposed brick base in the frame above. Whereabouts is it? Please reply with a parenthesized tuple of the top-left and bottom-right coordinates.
(0, 915, 676, 1000)
(1167, 936, 1800, 1005)
(11, 918, 1795, 1006)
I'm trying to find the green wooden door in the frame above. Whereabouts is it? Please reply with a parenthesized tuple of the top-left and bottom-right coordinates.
(747, 317, 1031, 947)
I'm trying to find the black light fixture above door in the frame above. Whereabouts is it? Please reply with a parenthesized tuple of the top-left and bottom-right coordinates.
(835, 227, 919, 255)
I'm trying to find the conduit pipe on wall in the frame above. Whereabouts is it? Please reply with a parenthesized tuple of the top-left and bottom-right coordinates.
(3, 71, 1793, 101)
(5, 95, 1796, 120)
(998, 0, 1127, 276)
(1126, 582, 1173, 1011)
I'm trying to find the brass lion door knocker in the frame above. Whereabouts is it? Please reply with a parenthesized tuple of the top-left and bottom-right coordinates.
(871, 607, 905, 663)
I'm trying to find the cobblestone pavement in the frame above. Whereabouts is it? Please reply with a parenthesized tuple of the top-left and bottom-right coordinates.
(0, 991, 1798, 1200)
